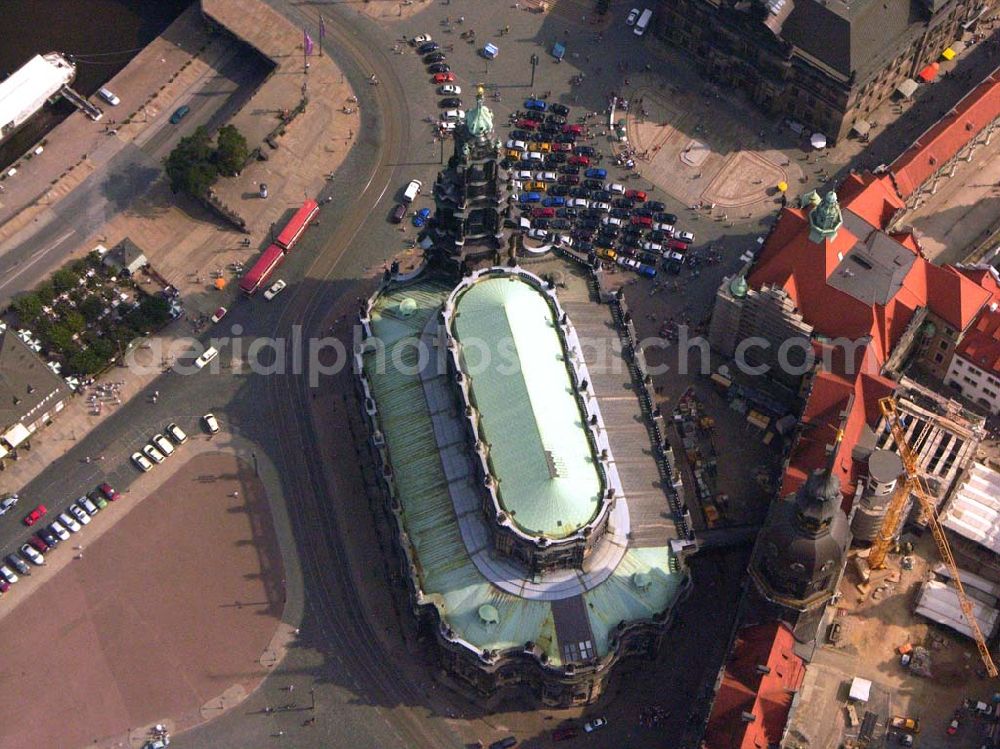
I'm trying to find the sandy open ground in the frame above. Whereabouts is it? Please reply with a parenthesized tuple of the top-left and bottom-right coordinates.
(0, 452, 284, 749)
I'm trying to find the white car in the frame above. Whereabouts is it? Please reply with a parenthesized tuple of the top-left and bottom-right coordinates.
(556, 235, 574, 248)
(412, 33, 432, 45)
(438, 84, 461, 95)
(584, 717, 608, 733)
(166, 422, 188, 444)
(506, 139, 528, 152)
(440, 109, 465, 123)
(438, 121, 457, 133)
(132, 451, 152, 472)
(68, 504, 91, 526)
(591, 201, 611, 212)
(203, 413, 220, 434)
(0, 565, 18, 584)
(152, 434, 175, 457)
(539, 171, 558, 182)
(607, 182, 626, 194)
(643, 241, 663, 252)
(264, 279, 287, 300)
(654, 222, 675, 233)
(526, 151, 544, 162)
(515, 170, 534, 181)
(602, 216, 624, 227)
(59, 512, 81, 533)
(675, 230, 695, 243)
(626, 8, 640, 24)
(527, 228, 550, 241)
(0, 494, 18, 515)
(143, 444, 165, 464)
(570, 198, 589, 208)
(194, 346, 219, 370)
(20, 544, 44, 566)
(49, 521, 70, 542)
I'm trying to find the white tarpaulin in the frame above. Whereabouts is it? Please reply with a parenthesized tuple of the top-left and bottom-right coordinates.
(849, 677, 871, 702)
(810, 132, 827, 149)
(2, 422, 30, 448)
(896, 78, 919, 99)
(916, 580, 1000, 640)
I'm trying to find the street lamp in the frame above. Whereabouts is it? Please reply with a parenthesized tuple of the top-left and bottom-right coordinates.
(530, 53, 539, 89)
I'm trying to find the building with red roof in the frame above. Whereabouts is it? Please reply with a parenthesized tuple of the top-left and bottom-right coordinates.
(702, 621, 805, 749)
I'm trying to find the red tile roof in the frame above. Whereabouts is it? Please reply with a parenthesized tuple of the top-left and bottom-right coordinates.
(956, 304, 1000, 375)
(890, 69, 1000, 199)
(703, 621, 806, 749)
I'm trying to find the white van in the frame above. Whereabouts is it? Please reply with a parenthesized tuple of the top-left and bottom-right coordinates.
(403, 179, 422, 203)
(98, 87, 120, 106)
(634, 8, 653, 35)
(194, 346, 219, 369)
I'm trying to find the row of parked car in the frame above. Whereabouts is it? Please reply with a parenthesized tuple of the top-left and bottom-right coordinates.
(0, 482, 122, 589)
(131, 415, 218, 471)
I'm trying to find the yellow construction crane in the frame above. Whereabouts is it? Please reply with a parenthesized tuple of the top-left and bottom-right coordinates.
(869, 396, 998, 677)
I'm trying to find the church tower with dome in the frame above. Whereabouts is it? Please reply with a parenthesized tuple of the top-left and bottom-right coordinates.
(746, 466, 852, 647)
(422, 85, 509, 275)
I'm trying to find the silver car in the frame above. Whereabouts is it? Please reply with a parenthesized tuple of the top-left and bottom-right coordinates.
(0, 565, 18, 584)
(143, 444, 165, 464)
(20, 544, 44, 566)
(59, 511, 81, 533)
(68, 504, 91, 526)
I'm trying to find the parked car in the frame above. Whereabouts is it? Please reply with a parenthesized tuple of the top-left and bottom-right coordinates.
(264, 279, 287, 300)
(132, 451, 153, 472)
(143, 444, 165, 464)
(20, 544, 44, 566)
(88, 491, 108, 511)
(542, 196, 565, 207)
(675, 230, 695, 243)
(547, 184, 570, 197)
(527, 228, 550, 241)
(552, 726, 578, 742)
(440, 109, 465, 123)
(6, 554, 29, 575)
(23, 505, 47, 526)
(432, 72, 455, 83)
(488, 738, 517, 749)
(607, 182, 626, 195)
(0, 494, 18, 516)
(439, 96, 462, 108)
(584, 717, 608, 733)
(68, 504, 91, 526)
(626, 7, 640, 24)
(35, 529, 56, 550)
(59, 512, 81, 533)
(169, 104, 190, 124)
(78, 495, 100, 516)
(49, 521, 70, 542)
(417, 41, 439, 54)
(562, 124, 584, 135)
(631, 215, 653, 227)
(585, 168, 607, 179)
(152, 433, 175, 457)
(425, 51, 447, 63)
(412, 207, 431, 227)
(390, 203, 408, 224)
(0, 565, 17, 584)
(947, 712, 960, 735)
(550, 103, 570, 116)
(203, 413, 220, 433)
(531, 207, 555, 219)
(438, 84, 461, 95)
(428, 63, 451, 74)
(211, 307, 227, 324)
(625, 189, 647, 201)
(524, 98, 547, 111)
(575, 145, 596, 156)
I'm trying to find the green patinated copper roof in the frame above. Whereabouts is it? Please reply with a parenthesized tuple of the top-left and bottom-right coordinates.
(452, 276, 602, 539)
(362, 276, 681, 664)
(465, 86, 494, 139)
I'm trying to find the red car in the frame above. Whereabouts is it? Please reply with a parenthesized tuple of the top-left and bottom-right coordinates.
(532, 207, 555, 218)
(23, 504, 47, 526)
(630, 215, 653, 228)
(562, 124, 583, 135)
(29, 535, 49, 554)
(568, 155, 590, 166)
(558, 174, 579, 184)
(947, 712, 960, 735)
(99, 483, 121, 501)
(515, 118, 538, 130)
(552, 726, 578, 742)
(552, 142, 572, 152)
(625, 189, 647, 201)
(432, 72, 455, 83)
(666, 238, 688, 251)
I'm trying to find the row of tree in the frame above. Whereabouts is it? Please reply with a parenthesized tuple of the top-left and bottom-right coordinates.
(164, 124, 249, 197)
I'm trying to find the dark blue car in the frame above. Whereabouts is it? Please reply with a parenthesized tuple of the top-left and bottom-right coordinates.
(585, 167, 607, 179)
(518, 192, 542, 203)
(542, 196, 565, 207)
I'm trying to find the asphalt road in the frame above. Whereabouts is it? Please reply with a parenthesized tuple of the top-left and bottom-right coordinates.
(1, 2, 768, 748)
(0, 41, 265, 307)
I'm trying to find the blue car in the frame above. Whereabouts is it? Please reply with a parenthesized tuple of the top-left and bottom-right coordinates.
(412, 207, 431, 227)
(524, 98, 547, 112)
(542, 196, 566, 207)
(518, 192, 542, 203)
(585, 168, 607, 179)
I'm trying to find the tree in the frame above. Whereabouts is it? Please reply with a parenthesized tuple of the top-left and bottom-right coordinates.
(63, 310, 87, 335)
(52, 267, 81, 293)
(80, 296, 105, 325)
(164, 126, 218, 197)
(215, 125, 249, 176)
(11, 293, 43, 324)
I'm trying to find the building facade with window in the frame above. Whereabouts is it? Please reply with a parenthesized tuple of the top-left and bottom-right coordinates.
(653, 0, 987, 143)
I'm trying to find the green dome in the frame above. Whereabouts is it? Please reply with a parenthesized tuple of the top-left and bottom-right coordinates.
(730, 274, 748, 298)
(466, 85, 494, 139)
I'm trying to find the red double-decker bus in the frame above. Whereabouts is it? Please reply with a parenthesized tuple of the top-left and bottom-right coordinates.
(238, 244, 285, 295)
(275, 199, 319, 251)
